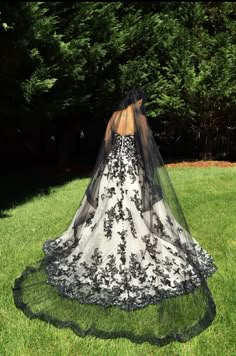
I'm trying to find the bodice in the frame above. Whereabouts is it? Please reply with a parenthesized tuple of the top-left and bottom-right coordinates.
(111, 131, 137, 158)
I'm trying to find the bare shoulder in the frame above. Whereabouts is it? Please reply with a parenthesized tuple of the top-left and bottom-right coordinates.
(141, 114, 148, 128)
(111, 110, 119, 118)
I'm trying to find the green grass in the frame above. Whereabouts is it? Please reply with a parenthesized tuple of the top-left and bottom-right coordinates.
(1, 167, 236, 355)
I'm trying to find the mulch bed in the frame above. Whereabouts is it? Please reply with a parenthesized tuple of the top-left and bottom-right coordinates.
(165, 160, 236, 168)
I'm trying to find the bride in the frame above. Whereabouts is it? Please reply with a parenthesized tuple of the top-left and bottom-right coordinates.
(12, 88, 217, 345)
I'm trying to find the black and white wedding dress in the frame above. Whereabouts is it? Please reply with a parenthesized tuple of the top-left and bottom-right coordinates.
(12, 96, 217, 345)
(43, 130, 216, 309)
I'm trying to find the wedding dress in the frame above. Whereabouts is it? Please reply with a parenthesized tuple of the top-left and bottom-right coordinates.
(12, 89, 217, 345)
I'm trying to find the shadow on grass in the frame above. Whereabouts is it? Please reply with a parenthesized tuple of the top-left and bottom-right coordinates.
(0, 155, 203, 218)
(0, 161, 93, 217)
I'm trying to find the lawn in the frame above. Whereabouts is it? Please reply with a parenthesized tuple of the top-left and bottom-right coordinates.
(1, 166, 235, 356)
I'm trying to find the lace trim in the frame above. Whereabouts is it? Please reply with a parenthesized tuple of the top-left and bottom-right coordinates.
(12, 263, 217, 346)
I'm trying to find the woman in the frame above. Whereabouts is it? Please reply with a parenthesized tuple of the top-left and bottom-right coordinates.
(12, 88, 217, 346)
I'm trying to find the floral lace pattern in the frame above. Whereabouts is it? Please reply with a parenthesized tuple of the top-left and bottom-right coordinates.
(42, 132, 217, 311)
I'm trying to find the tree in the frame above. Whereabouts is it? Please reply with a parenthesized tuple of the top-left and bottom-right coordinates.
(1, 1, 236, 165)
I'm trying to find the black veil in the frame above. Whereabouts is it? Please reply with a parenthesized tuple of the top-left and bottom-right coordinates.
(12, 88, 217, 345)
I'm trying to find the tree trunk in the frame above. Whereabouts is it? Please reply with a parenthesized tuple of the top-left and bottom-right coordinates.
(199, 133, 213, 160)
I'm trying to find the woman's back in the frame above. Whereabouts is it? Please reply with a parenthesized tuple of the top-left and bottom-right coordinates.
(112, 105, 136, 136)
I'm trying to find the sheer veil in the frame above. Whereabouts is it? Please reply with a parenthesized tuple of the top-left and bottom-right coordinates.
(12, 88, 217, 345)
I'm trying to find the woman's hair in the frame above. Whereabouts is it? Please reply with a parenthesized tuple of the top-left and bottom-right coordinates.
(114, 88, 147, 115)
